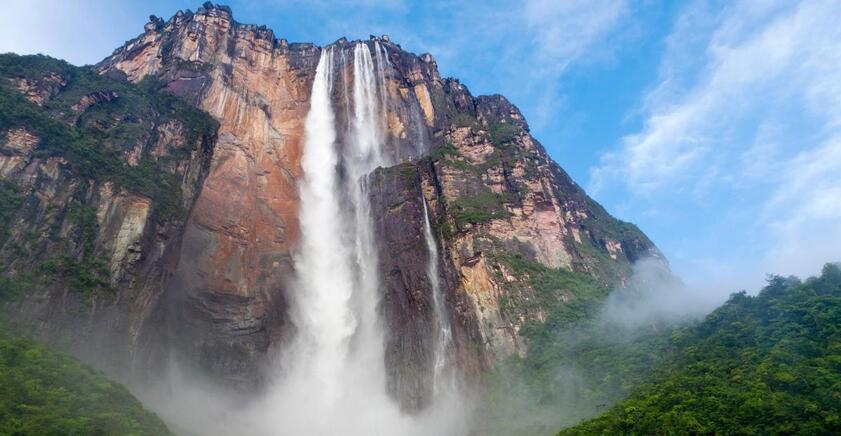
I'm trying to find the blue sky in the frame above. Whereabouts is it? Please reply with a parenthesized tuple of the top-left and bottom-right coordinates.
(2, 0, 840, 291)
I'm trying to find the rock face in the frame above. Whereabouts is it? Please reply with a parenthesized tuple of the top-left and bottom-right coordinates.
(0, 52, 217, 378)
(1, 3, 664, 409)
(369, 163, 488, 409)
(97, 6, 320, 384)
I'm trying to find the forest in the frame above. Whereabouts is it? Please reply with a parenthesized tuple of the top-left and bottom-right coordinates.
(560, 263, 841, 435)
(0, 325, 172, 435)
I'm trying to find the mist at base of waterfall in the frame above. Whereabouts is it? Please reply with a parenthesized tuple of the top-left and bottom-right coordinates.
(129, 361, 475, 436)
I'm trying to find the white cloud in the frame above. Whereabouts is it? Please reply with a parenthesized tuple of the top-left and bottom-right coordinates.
(763, 137, 841, 277)
(524, 0, 628, 74)
(589, 0, 841, 281)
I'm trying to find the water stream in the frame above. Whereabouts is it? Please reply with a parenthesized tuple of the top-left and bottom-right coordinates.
(422, 197, 454, 395)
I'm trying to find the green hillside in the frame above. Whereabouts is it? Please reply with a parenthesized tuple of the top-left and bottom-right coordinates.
(560, 263, 841, 435)
(0, 327, 172, 435)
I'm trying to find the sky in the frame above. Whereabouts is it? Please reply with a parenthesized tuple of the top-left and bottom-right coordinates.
(2, 0, 839, 292)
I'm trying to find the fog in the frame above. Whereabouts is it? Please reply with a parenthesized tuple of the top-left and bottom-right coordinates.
(113, 255, 746, 436)
(131, 360, 475, 436)
(599, 257, 732, 329)
(472, 257, 737, 435)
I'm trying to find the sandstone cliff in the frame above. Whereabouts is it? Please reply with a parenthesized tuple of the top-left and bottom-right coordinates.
(1, 2, 663, 410)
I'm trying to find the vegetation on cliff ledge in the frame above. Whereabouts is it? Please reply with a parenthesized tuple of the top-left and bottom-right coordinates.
(494, 253, 609, 326)
(0, 53, 218, 221)
(450, 190, 511, 228)
(0, 326, 172, 435)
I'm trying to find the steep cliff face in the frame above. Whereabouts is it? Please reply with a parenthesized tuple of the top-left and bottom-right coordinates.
(94, 4, 468, 390)
(369, 163, 488, 409)
(0, 53, 217, 376)
(1, 2, 663, 411)
(415, 89, 664, 358)
(96, 6, 319, 384)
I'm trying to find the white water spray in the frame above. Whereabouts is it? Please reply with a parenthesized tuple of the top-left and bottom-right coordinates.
(263, 45, 374, 425)
(342, 41, 391, 390)
(284, 46, 357, 405)
(259, 42, 401, 435)
(248, 42, 471, 436)
(373, 41, 390, 135)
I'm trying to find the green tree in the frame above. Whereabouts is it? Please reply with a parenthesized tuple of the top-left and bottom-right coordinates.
(0, 327, 173, 435)
(560, 263, 841, 435)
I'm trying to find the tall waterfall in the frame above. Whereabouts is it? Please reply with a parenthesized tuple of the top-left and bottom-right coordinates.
(422, 198, 454, 394)
(287, 46, 356, 405)
(260, 42, 397, 435)
(343, 41, 391, 394)
(255, 41, 469, 436)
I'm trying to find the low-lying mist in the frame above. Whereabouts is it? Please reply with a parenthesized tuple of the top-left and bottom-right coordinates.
(129, 356, 476, 436)
(472, 257, 734, 435)
(120, 258, 734, 436)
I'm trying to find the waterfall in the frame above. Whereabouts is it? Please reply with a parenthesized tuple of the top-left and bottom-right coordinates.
(422, 197, 454, 394)
(262, 42, 403, 435)
(343, 41, 391, 386)
(285, 46, 358, 405)
(350, 42, 385, 163)
(373, 41, 390, 139)
(256, 41, 468, 436)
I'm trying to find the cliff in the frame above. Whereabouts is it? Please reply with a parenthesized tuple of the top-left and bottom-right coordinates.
(1, 2, 664, 411)
(0, 53, 216, 378)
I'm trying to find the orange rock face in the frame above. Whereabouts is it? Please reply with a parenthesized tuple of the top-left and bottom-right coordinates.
(100, 6, 320, 380)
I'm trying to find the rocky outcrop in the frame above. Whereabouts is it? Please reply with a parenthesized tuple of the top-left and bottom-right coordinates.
(13, 73, 66, 105)
(369, 162, 488, 410)
(0, 128, 38, 177)
(70, 90, 118, 113)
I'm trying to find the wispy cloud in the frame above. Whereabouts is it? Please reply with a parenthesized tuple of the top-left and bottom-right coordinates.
(428, 0, 633, 131)
(524, 0, 628, 74)
(590, 0, 841, 281)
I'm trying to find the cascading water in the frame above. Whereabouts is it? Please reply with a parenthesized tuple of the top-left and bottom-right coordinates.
(260, 41, 398, 435)
(284, 46, 357, 404)
(422, 198, 454, 395)
(342, 41, 391, 392)
(373, 41, 390, 137)
(254, 41, 470, 436)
